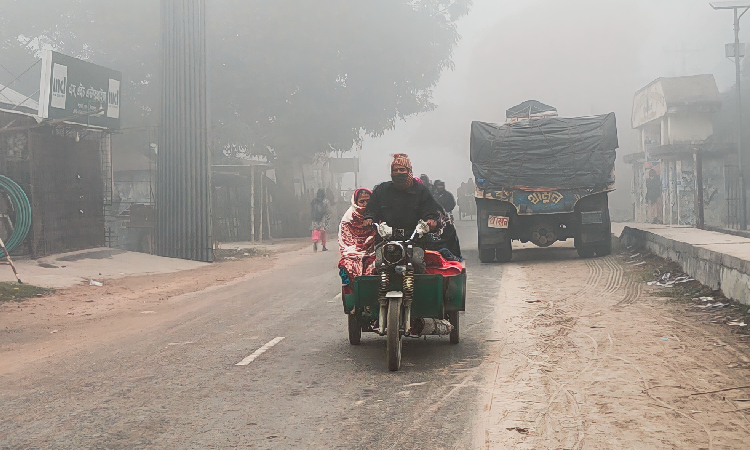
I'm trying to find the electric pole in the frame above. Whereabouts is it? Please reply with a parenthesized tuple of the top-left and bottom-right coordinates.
(712, 1, 750, 229)
(158, 0, 214, 261)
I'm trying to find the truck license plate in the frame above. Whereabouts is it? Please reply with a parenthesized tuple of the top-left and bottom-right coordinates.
(488, 215, 509, 229)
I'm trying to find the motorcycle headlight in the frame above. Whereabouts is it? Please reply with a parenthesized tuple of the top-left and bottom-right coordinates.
(383, 243, 405, 265)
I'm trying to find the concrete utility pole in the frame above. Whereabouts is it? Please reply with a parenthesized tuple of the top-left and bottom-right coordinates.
(712, 1, 750, 229)
(664, 43, 703, 75)
(158, 0, 214, 261)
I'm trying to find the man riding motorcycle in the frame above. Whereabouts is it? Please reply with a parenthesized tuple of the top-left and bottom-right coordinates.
(359, 154, 460, 358)
(363, 153, 440, 238)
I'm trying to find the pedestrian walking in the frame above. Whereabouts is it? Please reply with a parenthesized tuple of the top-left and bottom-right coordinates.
(311, 188, 331, 252)
(465, 178, 477, 219)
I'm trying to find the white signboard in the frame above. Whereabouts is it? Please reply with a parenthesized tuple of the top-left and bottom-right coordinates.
(38, 50, 122, 129)
(107, 78, 120, 119)
(50, 63, 68, 109)
(488, 215, 509, 229)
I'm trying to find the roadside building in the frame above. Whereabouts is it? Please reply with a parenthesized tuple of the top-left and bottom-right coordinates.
(212, 159, 276, 243)
(627, 75, 736, 227)
(0, 51, 121, 257)
(269, 155, 359, 237)
(0, 83, 113, 257)
(111, 149, 155, 253)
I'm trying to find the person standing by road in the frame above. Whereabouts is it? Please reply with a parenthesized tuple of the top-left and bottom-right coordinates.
(419, 174, 434, 196)
(646, 169, 663, 224)
(465, 178, 477, 219)
(433, 180, 456, 214)
(311, 188, 331, 252)
(457, 181, 467, 219)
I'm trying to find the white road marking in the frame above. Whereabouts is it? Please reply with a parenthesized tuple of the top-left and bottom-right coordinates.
(333, 293, 342, 300)
(235, 337, 285, 366)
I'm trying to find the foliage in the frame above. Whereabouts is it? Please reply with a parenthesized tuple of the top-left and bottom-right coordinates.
(0, 0, 470, 161)
(0, 0, 159, 130)
(210, 0, 470, 160)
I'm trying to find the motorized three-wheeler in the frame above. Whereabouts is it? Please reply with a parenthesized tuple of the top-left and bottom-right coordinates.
(341, 222, 467, 371)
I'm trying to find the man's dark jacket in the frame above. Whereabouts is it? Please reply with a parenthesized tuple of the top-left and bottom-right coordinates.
(365, 181, 440, 232)
(435, 190, 456, 213)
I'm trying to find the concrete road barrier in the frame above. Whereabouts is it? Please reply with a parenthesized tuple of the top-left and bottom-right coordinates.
(618, 224, 750, 305)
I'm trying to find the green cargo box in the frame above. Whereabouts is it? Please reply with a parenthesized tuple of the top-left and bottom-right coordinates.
(343, 270, 466, 323)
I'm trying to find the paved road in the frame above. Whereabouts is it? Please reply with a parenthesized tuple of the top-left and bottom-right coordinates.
(6, 222, 750, 449)
(1, 221, 502, 449)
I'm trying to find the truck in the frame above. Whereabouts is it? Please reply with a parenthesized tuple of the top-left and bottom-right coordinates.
(470, 101, 618, 263)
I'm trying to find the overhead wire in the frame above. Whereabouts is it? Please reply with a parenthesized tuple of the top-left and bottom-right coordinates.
(0, 59, 41, 100)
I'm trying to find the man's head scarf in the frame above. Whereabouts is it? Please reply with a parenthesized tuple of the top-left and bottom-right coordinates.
(391, 153, 414, 189)
(391, 153, 413, 175)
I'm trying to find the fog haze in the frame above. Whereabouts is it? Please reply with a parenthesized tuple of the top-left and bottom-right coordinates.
(359, 0, 748, 215)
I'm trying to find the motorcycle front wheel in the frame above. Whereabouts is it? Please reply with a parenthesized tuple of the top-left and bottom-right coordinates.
(387, 298, 402, 371)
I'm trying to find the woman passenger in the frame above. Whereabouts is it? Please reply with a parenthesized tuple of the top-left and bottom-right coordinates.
(338, 189, 376, 288)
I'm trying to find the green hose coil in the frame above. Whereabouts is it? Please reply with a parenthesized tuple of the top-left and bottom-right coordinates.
(0, 175, 31, 258)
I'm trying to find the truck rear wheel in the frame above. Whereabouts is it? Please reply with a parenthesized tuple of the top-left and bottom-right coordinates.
(496, 241, 513, 263)
(478, 237, 496, 263)
(479, 246, 495, 263)
(595, 239, 612, 257)
(575, 235, 595, 258)
(595, 217, 613, 256)
(577, 246, 595, 258)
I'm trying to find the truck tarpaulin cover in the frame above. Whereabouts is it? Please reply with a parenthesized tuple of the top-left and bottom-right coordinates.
(471, 113, 618, 191)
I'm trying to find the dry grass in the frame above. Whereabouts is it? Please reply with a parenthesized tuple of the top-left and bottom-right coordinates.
(0, 282, 53, 303)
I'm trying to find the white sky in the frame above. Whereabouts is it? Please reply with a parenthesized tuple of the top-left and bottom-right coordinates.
(358, 0, 749, 206)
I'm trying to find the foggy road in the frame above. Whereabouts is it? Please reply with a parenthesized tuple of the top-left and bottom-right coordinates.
(3, 222, 750, 449)
(0, 222, 497, 449)
(5, 1, 750, 448)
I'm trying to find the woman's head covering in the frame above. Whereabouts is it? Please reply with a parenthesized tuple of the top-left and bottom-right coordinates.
(351, 188, 372, 210)
(339, 188, 377, 279)
(316, 188, 326, 200)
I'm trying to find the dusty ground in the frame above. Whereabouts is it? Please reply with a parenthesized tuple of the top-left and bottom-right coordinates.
(0, 238, 309, 374)
(475, 242, 750, 450)
(2, 224, 750, 448)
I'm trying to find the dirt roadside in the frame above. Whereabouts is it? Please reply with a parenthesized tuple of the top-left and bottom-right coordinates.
(473, 242, 750, 450)
(0, 239, 311, 375)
